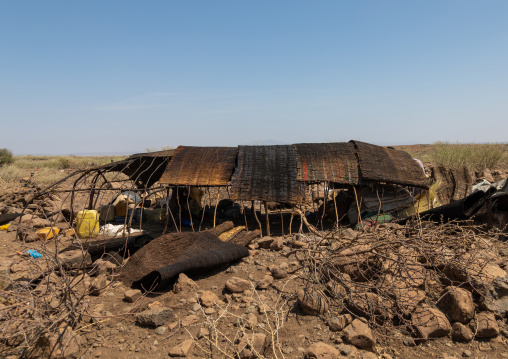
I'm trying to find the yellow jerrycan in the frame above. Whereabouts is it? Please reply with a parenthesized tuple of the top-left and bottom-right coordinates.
(76, 210, 99, 238)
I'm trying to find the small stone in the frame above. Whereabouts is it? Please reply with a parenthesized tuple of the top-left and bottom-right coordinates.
(340, 344, 355, 356)
(282, 346, 293, 354)
(135, 306, 174, 327)
(197, 327, 209, 339)
(298, 288, 328, 316)
(173, 273, 199, 294)
(412, 306, 451, 340)
(462, 350, 472, 357)
(154, 326, 167, 335)
(124, 289, 142, 303)
(306, 342, 339, 359)
(225, 277, 251, 293)
(257, 237, 274, 249)
(403, 337, 415, 347)
(326, 280, 347, 298)
(237, 333, 267, 359)
(58, 250, 92, 269)
(271, 267, 288, 279)
(452, 322, 473, 342)
(199, 291, 219, 307)
(472, 312, 499, 338)
(255, 275, 274, 290)
(438, 286, 475, 324)
(89, 274, 108, 296)
(26, 325, 80, 359)
(93, 259, 117, 275)
(343, 319, 375, 351)
(269, 238, 284, 251)
(181, 314, 199, 327)
(204, 308, 215, 315)
(327, 314, 353, 332)
(168, 339, 194, 357)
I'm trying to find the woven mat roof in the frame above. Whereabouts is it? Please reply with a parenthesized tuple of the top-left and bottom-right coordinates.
(294, 142, 360, 184)
(159, 146, 238, 186)
(231, 145, 306, 204)
(352, 140, 429, 188)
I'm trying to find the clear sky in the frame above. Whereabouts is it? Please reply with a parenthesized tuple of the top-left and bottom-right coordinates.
(1, 1, 507, 155)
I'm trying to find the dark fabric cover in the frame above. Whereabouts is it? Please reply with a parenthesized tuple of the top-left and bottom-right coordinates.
(399, 188, 495, 223)
(118, 224, 249, 291)
(60, 234, 155, 257)
(0, 213, 22, 226)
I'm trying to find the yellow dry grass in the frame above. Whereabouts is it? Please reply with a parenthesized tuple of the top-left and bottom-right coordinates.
(0, 155, 126, 186)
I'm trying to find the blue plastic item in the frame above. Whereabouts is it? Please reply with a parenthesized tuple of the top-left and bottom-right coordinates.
(181, 218, 192, 227)
(25, 249, 42, 259)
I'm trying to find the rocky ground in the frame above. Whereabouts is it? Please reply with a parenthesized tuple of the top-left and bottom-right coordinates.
(1, 177, 508, 358)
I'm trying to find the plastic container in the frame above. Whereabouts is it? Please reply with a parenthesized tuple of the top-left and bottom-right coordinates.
(99, 205, 115, 222)
(36, 227, 60, 240)
(76, 210, 99, 238)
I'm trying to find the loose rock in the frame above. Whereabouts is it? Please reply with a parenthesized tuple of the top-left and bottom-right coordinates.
(343, 319, 375, 351)
(255, 275, 274, 290)
(298, 288, 328, 316)
(438, 286, 475, 324)
(472, 312, 499, 338)
(58, 250, 92, 270)
(173, 273, 198, 294)
(306, 342, 339, 359)
(199, 290, 219, 307)
(237, 333, 268, 359)
(412, 306, 451, 340)
(124, 289, 142, 303)
(168, 339, 194, 357)
(225, 277, 251, 293)
(135, 306, 174, 327)
(327, 314, 353, 332)
(452, 322, 473, 342)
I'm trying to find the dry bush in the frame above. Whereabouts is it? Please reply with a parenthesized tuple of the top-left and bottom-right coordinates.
(0, 149, 14, 167)
(0, 155, 126, 187)
(429, 141, 507, 171)
(185, 280, 293, 358)
(293, 221, 506, 339)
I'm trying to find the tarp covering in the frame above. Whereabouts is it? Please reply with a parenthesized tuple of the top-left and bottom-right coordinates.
(159, 146, 238, 186)
(230, 145, 306, 204)
(118, 226, 249, 291)
(352, 140, 429, 189)
(294, 142, 360, 184)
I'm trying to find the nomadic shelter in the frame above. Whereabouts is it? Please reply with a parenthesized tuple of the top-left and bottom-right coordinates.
(26, 140, 430, 238)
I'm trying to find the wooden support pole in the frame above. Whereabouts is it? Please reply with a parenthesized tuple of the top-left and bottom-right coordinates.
(213, 190, 220, 228)
(252, 200, 263, 237)
(264, 201, 270, 236)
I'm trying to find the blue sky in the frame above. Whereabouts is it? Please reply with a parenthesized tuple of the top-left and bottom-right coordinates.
(1, 1, 507, 155)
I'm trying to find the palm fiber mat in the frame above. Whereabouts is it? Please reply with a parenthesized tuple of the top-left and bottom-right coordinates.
(60, 234, 155, 258)
(159, 146, 238, 186)
(294, 142, 360, 184)
(430, 166, 472, 204)
(352, 140, 429, 188)
(231, 145, 306, 204)
(118, 225, 249, 291)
